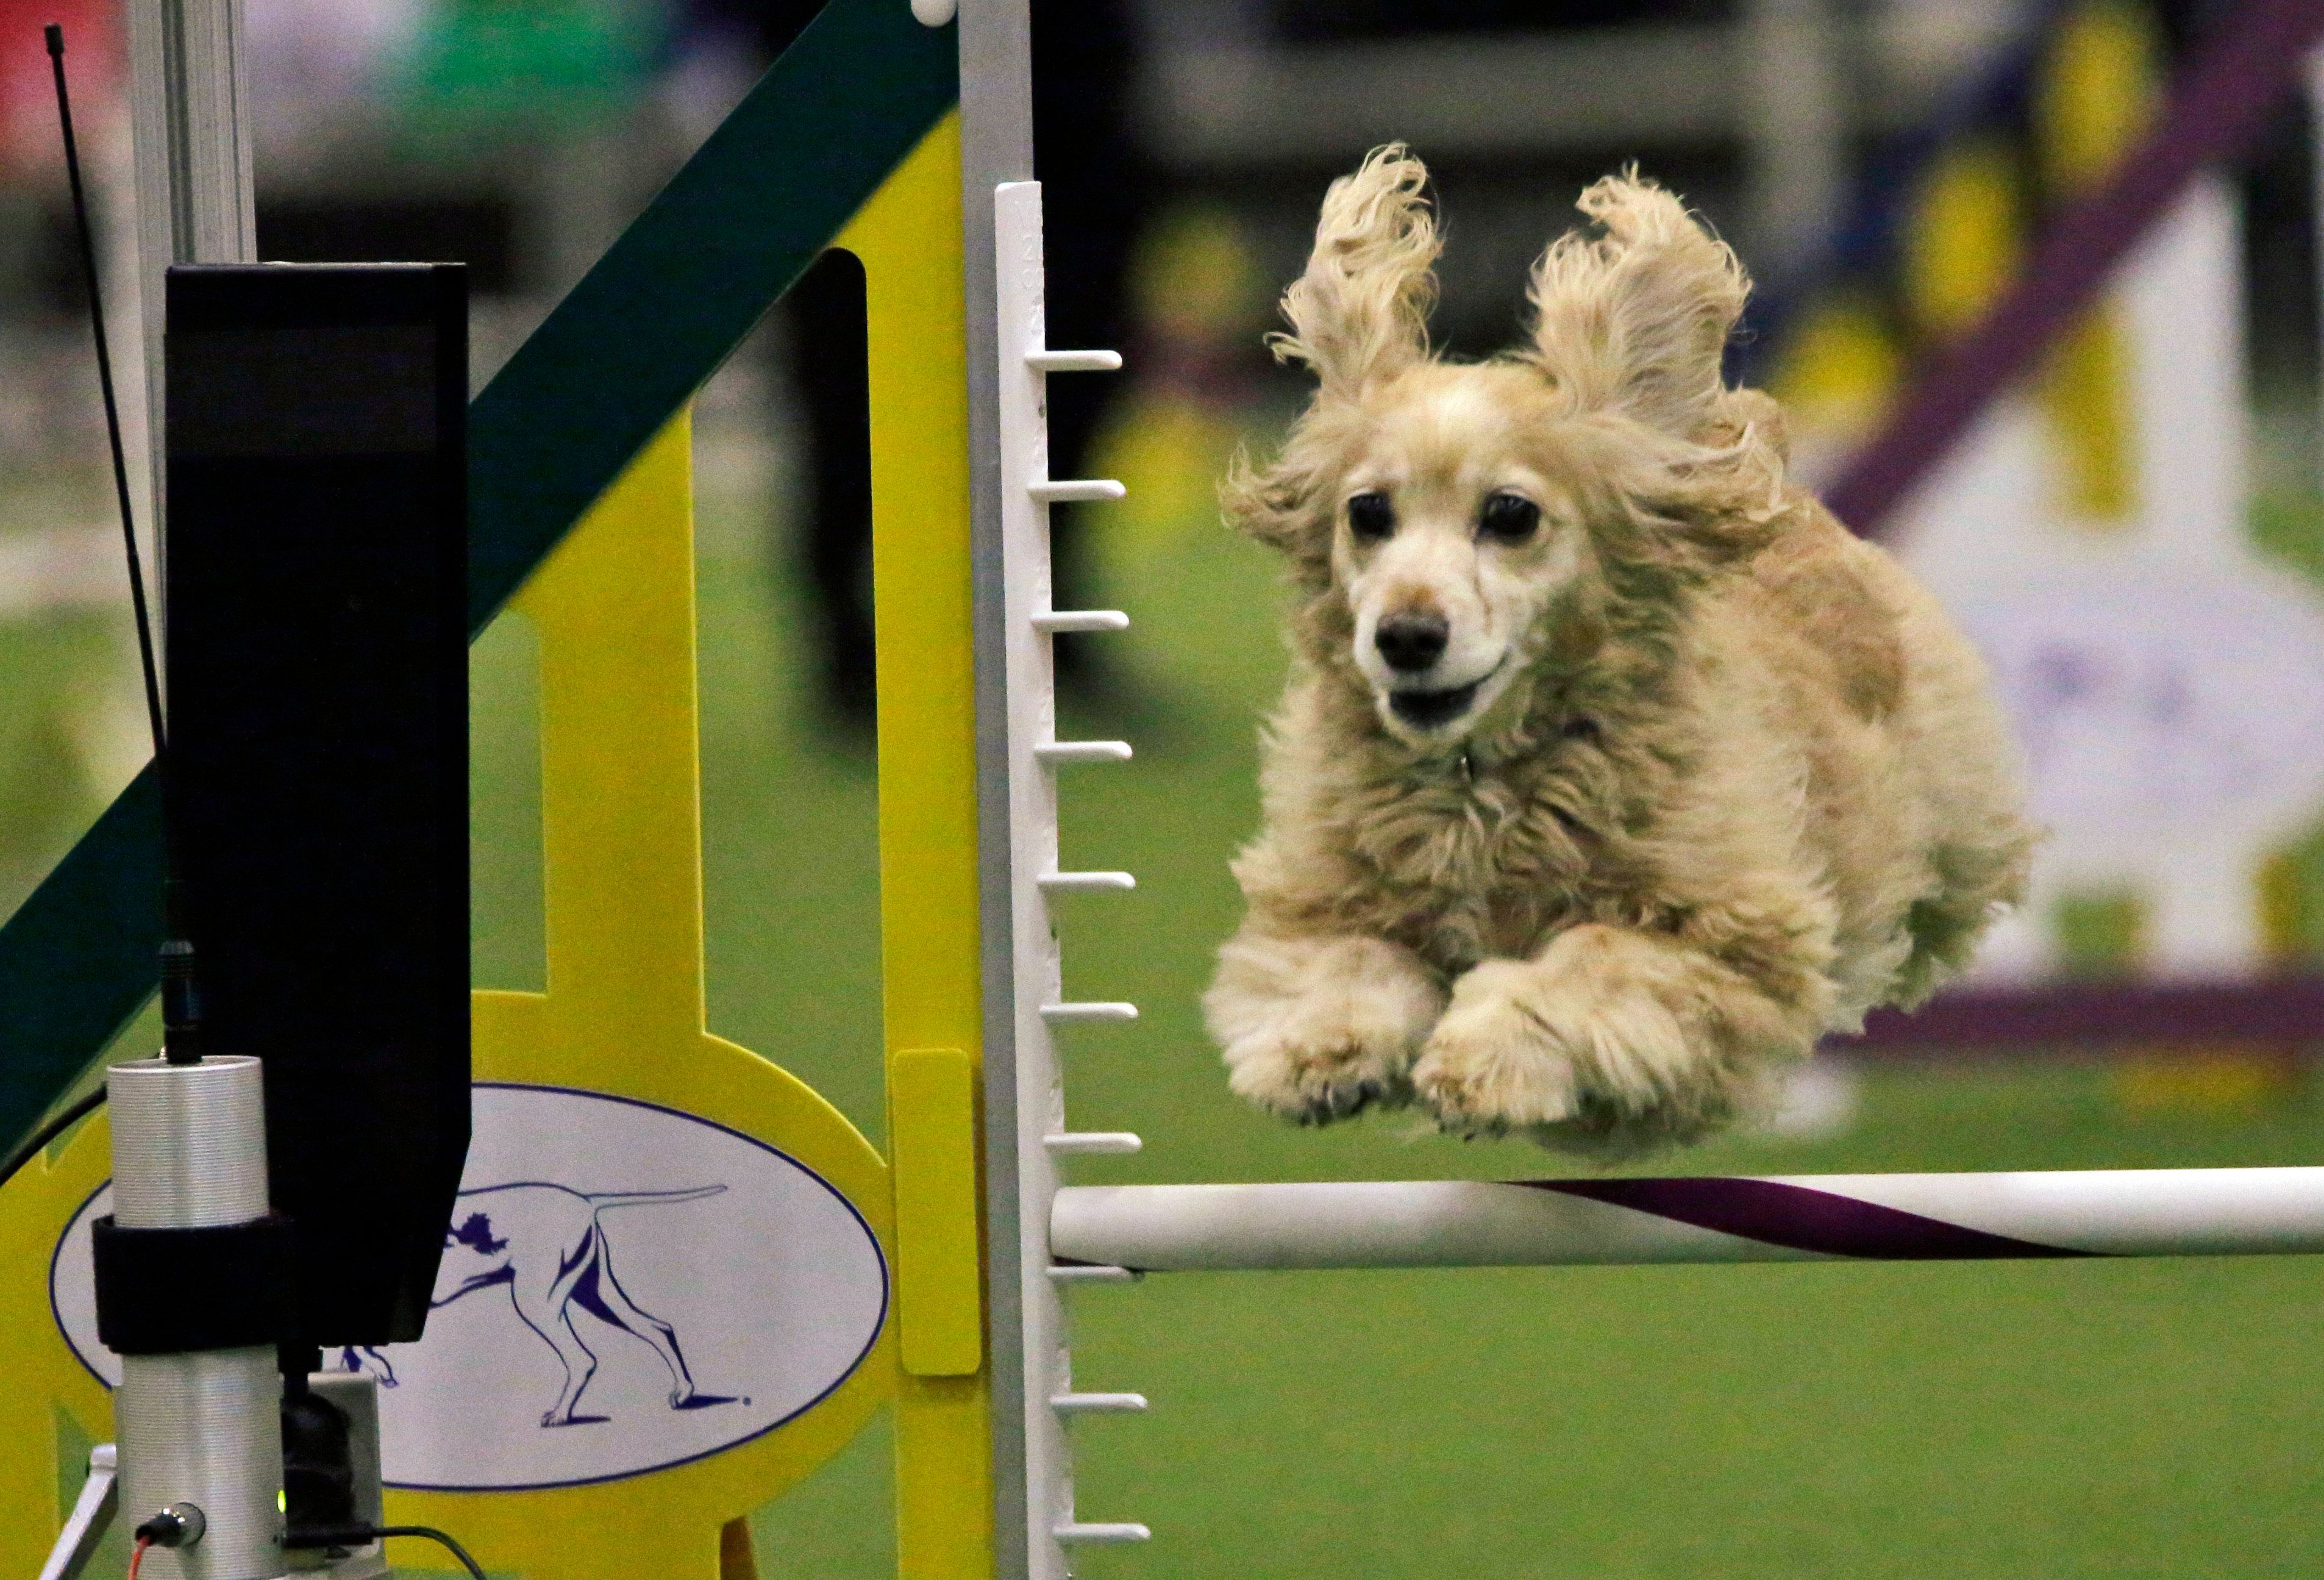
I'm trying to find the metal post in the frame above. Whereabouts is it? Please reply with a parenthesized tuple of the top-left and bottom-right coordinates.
(106, 1056, 283, 1580)
(958, 3, 1038, 1576)
(113, 17, 262, 1569)
(127, 0, 256, 635)
(961, 2, 1155, 1562)
(1742, 0, 1844, 285)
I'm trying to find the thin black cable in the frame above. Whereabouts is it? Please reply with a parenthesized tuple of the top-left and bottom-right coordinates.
(48, 22, 200, 1066)
(292, 1526, 487, 1580)
(46, 23, 165, 765)
(0, 1087, 106, 1189)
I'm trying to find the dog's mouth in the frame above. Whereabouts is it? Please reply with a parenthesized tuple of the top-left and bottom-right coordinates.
(1388, 679, 1486, 730)
(1383, 656, 1508, 734)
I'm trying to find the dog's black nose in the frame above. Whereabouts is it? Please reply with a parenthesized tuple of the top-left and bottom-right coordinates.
(1375, 611, 1449, 673)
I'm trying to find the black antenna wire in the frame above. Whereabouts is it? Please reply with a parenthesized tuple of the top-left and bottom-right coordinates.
(46, 25, 162, 763)
(0, 23, 130, 1184)
(46, 23, 201, 1067)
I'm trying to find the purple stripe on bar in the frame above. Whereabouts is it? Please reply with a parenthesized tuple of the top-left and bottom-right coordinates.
(1837, 976, 2324, 1053)
(1534, 1177, 2093, 1260)
(1824, 0, 2324, 537)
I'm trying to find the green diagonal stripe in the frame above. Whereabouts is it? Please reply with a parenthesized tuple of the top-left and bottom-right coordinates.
(468, 0, 957, 628)
(0, 768, 165, 1134)
(0, 0, 957, 1151)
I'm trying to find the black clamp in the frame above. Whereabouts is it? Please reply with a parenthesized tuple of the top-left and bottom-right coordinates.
(92, 1211, 296, 1354)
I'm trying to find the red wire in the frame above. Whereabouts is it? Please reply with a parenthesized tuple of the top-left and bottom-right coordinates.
(127, 1536, 151, 1579)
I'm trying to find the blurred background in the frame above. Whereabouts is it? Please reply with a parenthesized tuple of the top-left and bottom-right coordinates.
(12, 0, 2324, 1574)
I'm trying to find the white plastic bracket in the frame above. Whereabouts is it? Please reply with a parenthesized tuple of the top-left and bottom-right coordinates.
(1027, 349, 1123, 373)
(1044, 1131, 1143, 1156)
(1039, 1001, 1138, 1024)
(1038, 871, 1136, 893)
(1055, 1523, 1153, 1545)
(37, 1444, 116, 1580)
(1048, 1264, 1140, 1284)
(1032, 610, 1130, 634)
(1051, 1392, 1150, 1414)
(1035, 740, 1132, 765)
(1029, 478, 1126, 504)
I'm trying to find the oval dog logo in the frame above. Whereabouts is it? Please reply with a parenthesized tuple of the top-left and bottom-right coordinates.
(1953, 560, 2324, 857)
(52, 1082, 888, 1491)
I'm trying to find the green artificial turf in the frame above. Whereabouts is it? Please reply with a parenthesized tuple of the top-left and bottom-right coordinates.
(462, 454, 2324, 1580)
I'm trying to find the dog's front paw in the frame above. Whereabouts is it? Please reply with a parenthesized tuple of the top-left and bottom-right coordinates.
(1416, 928, 1770, 1150)
(1411, 960, 1582, 1136)
(1222, 1007, 1413, 1124)
(1210, 935, 1444, 1125)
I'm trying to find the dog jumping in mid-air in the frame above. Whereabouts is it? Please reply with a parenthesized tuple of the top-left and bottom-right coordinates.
(432, 1181, 728, 1427)
(1207, 146, 2033, 1153)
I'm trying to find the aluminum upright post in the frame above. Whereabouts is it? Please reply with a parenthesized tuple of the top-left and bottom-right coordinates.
(960, 4, 1038, 1576)
(127, 0, 256, 625)
(106, 1056, 285, 1579)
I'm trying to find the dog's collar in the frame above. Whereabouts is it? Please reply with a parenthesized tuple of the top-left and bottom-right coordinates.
(1446, 713, 1596, 787)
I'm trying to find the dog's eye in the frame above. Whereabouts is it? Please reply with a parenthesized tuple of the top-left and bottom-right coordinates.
(1478, 493, 1541, 543)
(1346, 492, 1395, 542)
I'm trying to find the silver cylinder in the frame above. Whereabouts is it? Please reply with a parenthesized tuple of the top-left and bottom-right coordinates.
(116, 1349, 285, 1580)
(107, 1056, 285, 1580)
(109, 1056, 269, 1229)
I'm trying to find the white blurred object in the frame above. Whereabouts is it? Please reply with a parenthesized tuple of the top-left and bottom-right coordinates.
(1870, 0, 2021, 96)
(0, 527, 137, 618)
(1898, 177, 2289, 979)
(1758, 1060, 1862, 1141)
(244, 0, 425, 135)
(912, 0, 958, 26)
(1744, 0, 1845, 282)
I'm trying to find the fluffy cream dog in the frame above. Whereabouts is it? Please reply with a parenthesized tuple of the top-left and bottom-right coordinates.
(1205, 147, 2034, 1152)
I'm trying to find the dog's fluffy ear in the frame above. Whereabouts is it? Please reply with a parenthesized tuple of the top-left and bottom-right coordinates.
(1222, 441, 1331, 587)
(1528, 173, 1748, 440)
(1270, 145, 1440, 397)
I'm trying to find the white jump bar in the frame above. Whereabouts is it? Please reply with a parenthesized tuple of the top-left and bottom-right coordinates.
(1050, 1169, 2324, 1271)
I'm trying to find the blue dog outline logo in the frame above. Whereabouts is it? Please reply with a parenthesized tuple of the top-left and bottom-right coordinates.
(430, 1181, 736, 1428)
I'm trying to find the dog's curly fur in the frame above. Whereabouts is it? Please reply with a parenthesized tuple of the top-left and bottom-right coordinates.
(1205, 148, 2035, 1153)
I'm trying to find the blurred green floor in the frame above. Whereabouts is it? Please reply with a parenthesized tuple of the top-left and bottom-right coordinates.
(465, 454, 2324, 1579)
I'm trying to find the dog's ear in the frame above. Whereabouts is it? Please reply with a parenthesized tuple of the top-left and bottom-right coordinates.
(1221, 443, 1331, 582)
(1270, 145, 1440, 398)
(1527, 172, 1748, 440)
